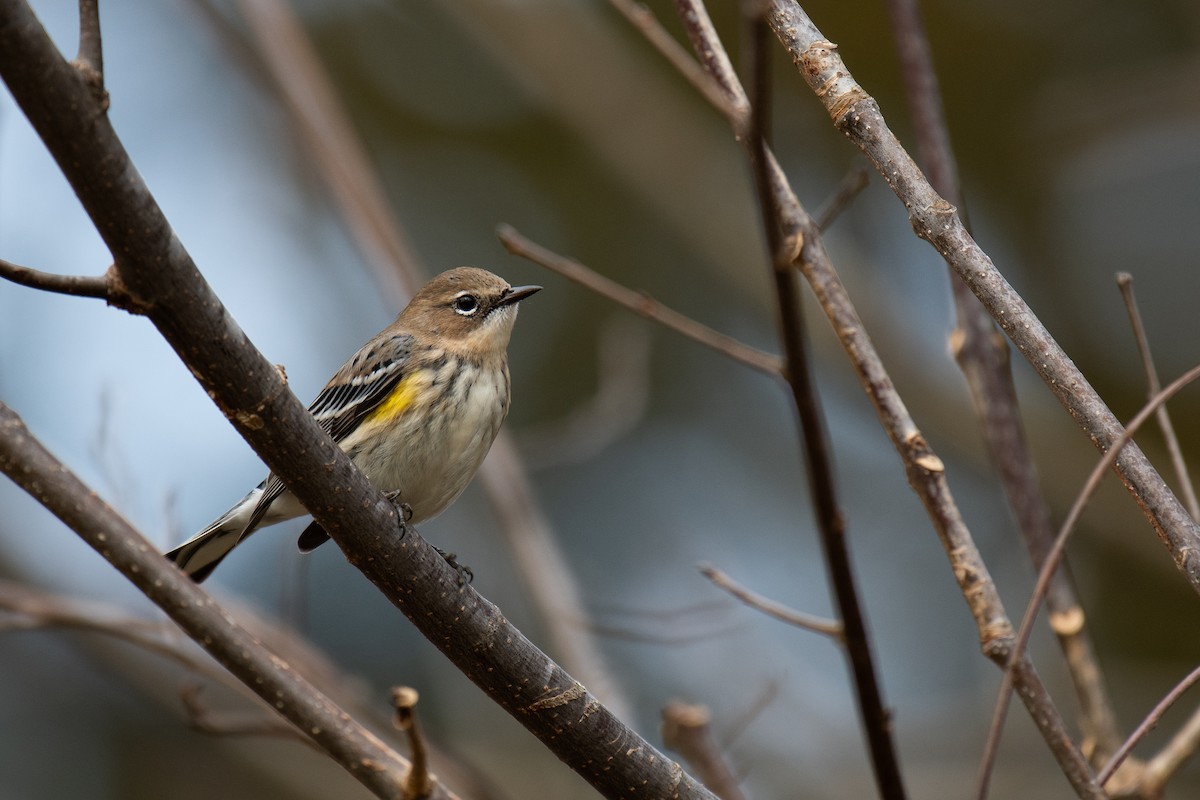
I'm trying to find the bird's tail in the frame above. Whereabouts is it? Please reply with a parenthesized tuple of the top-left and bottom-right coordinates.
(165, 489, 261, 582)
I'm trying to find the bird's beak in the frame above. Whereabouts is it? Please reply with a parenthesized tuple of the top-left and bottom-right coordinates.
(499, 284, 542, 306)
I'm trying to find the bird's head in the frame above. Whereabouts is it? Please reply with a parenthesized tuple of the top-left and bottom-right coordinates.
(400, 267, 541, 358)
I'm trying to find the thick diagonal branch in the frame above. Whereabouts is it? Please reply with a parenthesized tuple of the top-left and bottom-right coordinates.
(0, 3, 714, 797)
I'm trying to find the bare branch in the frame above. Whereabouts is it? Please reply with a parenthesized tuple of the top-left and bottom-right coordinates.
(645, 3, 911, 794)
(0, 580, 229, 686)
(392, 687, 436, 800)
(722, 679, 779, 747)
(700, 564, 842, 639)
(583, 599, 745, 644)
(605, 0, 737, 119)
(741, 5, 905, 793)
(615, 1, 1097, 792)
(498, 224, 783, 378)
(73, 0, 104, 101)
(1117, 272, 1200, 521)
(1141, 701, 1200, 796)
(672, 0, 749, 119)
(766, 0, 1200, 594)
(978, 363, 1200, 799)
(0, 402, 420, 799)
(1097, 663, 1200, 787)
(885, 0, 1121, 762)
(0, 257, 110, 300)
(662, 702, 748, 800)
(584, 621, 741, 647)
(230, 0, 420, 301)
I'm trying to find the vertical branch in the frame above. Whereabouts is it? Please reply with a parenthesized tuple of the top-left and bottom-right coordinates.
(885, 0, 1122, 762)
(675, 1, 909, 796)
(74, 0, 103, 89)
(745, 23, 911, 800)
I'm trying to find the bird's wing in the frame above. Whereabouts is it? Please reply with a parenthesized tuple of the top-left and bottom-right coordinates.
(239, 331, 414, 537)
(308, 331, 415, 442)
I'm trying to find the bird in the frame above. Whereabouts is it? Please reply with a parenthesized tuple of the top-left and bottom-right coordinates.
(165, 267, 540, 582)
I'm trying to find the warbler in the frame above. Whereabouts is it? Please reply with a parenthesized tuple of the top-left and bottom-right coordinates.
(165, 267, 540, 582)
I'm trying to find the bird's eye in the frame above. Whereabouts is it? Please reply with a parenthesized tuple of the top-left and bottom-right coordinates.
(452, 293, 480, 315)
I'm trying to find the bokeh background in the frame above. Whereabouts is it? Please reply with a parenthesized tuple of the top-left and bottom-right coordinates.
(4, 1, 1200, 797)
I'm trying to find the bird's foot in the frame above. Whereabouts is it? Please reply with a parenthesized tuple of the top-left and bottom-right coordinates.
(434, 546, 474, 586)
(382, 490, 414, 533)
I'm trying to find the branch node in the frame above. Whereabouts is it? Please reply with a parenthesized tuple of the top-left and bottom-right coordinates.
(662, 701, 747, 800)
(74, 0, 106, 108)
(1047, 606, 1085, 637)
(103, 263, 142, 313)
(391, 686, 436, 800)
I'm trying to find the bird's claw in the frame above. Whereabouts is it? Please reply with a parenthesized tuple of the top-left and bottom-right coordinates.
(382, 490, 414, 531)
(434, 546, 474, 586)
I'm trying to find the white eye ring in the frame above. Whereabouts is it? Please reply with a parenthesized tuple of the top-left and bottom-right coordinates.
(452, 292, 480, 315)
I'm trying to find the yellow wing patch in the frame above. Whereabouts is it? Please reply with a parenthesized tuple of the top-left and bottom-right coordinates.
(365, 372, 422, 424)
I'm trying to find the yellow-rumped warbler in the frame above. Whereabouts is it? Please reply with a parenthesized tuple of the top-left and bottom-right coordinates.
(165, 267, 540, 582)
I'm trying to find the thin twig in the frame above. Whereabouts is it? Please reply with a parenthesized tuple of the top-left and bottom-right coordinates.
(662, 702, 748, 800)
(583, 599, 742, 645)
(672, 0, 750, 117)
(884, 0, 1122, 763)
(1117, 272, 1200, 521)
(977, 363, 1200, 800)
(392, 687, 435, 800)
(604, 0, 737, 119)
(1096, 663, 1200, 787)
(588, 598, 732, 622)
(1141, 700, 1200, 795)
(0, 580, 488, 800)
(73, 0, 104, 100)
(813, 162, 870, 231)
(0, 257, 110, 300)
(0, 580, 231, 686)
(700, 563, 842, 639)
(497, 224, 783, 378)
